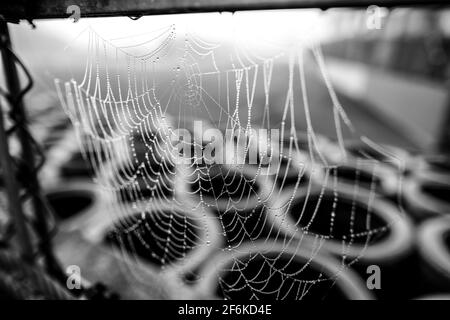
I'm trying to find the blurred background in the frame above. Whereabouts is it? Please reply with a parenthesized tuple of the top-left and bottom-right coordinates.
(0, 3, 449, 300)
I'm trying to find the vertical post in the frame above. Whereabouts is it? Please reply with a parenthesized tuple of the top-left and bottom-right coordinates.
(0, 22, 34, 262)
(0, 21, 63, 280)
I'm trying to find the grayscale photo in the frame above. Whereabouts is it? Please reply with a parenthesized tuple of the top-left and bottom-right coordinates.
(0, 0, 449, 307)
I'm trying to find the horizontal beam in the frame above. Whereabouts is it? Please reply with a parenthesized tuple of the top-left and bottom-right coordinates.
(0, 0, 448, 22)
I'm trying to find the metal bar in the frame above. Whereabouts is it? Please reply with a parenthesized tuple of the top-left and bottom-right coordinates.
(0, 0, 448, 21)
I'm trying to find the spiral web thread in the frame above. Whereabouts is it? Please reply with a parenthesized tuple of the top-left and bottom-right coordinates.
(54, 12, 401, 300)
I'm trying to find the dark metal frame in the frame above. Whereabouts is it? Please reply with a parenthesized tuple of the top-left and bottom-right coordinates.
(0, 0, 448, 22)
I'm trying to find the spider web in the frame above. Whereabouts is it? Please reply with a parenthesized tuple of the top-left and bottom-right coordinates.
(54, 11, 402, 300)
